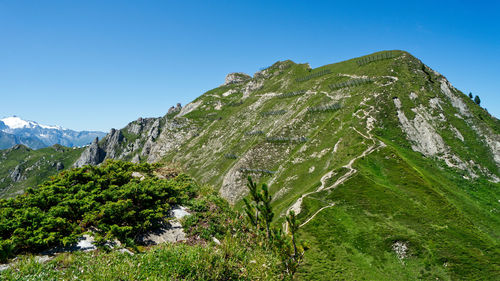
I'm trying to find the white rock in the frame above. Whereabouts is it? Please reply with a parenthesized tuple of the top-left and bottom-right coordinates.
(76, 234, 97, 251)
(118, 248, 134, 255)
(212, 237, 221, 245)
(439, 79, 471, 117)
(131, 172, 145, 180)
(170, 206, 190, 219)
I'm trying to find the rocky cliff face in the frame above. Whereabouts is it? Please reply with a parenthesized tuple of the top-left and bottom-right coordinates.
(223, 72, 251, 86)
(74, 113, 195, 167)
(73, 138, 104, 167)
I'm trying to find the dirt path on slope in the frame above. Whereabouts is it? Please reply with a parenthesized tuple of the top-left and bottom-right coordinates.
(284, 106, 383, 232)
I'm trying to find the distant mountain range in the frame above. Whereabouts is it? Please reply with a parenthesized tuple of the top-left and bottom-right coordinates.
(0, 116, 106, 149)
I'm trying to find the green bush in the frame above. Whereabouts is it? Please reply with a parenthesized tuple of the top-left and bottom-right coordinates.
(0, 160, 198, 261)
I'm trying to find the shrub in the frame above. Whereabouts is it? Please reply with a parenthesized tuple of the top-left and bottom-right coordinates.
(242, 177, 307, 279)
(0, 160, 198, 260)
(474, 95, 481, 105)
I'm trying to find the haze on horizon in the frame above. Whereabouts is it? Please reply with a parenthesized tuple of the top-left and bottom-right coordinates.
(1, 0, 498, 132)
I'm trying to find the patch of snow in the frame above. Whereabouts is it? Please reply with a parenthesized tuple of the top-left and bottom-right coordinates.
(39, 124, 63, 130)
(438, 113, 446, 122)
(378, 75, 398, 86)
(1, 116, 33, 129)
(366, 116, 376, 131)
(1, 116, 63, 130)
(339, 73, 369, 79)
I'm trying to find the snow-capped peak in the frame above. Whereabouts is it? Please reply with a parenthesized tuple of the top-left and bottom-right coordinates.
(1, 116, 63, 130)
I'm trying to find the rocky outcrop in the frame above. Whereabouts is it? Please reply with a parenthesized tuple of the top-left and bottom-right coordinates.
(72, 114, 192, 167)
(100, 129, 124, 159)
(223, 72, 251, 86)
(53, 162, 64, 171)
(73, 138, 104, 167)
(167, 103, 182, 115)
(10, 165, 24, 182)
(137, 206, 190, 245)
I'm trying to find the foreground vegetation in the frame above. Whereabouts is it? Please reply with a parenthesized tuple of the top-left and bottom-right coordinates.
(0, 160, 197, 260)
(0, 163, 305, 280)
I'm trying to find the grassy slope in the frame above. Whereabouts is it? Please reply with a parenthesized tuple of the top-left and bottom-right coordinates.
(296, 146, 499, 280)
(0, 145, 83, 198)
(1, 243, 278, 281)
(1, 50, 498, 280)
(155, 50, 500, 279)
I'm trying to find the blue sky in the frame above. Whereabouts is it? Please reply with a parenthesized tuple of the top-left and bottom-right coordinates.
(0, 0, 498, 131)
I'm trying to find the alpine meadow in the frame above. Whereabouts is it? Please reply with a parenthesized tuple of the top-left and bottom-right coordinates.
(0, 49, 498, 280)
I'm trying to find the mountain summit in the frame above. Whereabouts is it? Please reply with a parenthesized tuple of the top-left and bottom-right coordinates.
(1, 116, 62, 130)
(1, 50, 499, 279)
(0, 116, 106, 149)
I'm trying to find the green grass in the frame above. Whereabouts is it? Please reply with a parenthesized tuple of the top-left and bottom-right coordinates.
(2, 50, 499, 280)
(1, 236, 282, 281)
(295, 145, 499, 280)
(0, 145, 83, 198)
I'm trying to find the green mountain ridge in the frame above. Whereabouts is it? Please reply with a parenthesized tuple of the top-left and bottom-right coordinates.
(1, 50, 499, 279)
(0, 144, 83, 198)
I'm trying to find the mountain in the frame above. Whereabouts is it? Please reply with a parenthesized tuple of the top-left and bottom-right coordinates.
(0, 144, 83, 198)
(0, 116, 106, 149)
(0, 131, 46, 150)
(2, 50, 500, 279)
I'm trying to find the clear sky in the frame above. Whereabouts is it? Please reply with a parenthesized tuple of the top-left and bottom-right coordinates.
(1, 0, 498, 132)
